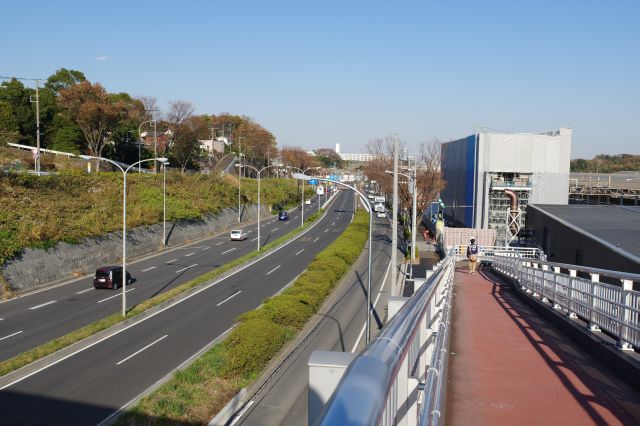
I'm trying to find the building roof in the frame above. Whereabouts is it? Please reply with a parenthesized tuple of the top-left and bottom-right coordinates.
(530, 204, 640, 260)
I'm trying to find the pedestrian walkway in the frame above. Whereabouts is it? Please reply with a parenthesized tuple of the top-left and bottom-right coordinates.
(446, 265, 640, 425)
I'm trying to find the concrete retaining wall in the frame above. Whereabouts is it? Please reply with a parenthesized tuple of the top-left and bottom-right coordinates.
(1, 204, 270, 294)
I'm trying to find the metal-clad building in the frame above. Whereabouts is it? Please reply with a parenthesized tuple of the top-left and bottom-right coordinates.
(440, 128, 572, 245)
(527, 204, 640, 274)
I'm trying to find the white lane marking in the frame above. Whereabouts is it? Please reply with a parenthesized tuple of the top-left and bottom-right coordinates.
(185, 252, 195, 257)
(216, 242, 224, 246)
(175, 264, 198, 274)
(0, 318, 4, 321)
(75, 288, 93, 295)
(142, 266, 156, 272)
(250, 237, 258, 241)
(221, 248, 237, 255)
(201, 246, 210, 251)
(98, 288, 135, 304)
(29, 300, 57, 310)
(351, 258, 393, 353)
(0, 203, 331, 391)
(324, 228, 329, 233)
(272, 227, 279, 232)
(216, 290, 242, 307)
(230, 399, 255, 426)
(116, 335, 168, 366)
(0, 331, 23, 341)
(313, 237, 319, 243)
(266, 265, 281, 275)
(332, 222, 335, 226)
(295, 249, 304, 256)
(166, 258, 178, 264)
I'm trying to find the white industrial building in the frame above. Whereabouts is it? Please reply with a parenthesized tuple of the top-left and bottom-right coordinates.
(335, 143, 374, 162)
(440, 128, 572, 245)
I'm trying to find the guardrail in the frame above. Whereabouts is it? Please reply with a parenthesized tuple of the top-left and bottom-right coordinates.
(315, 250, 456, 426)
(492, 255, 640, 351)
(454, 245, 543, 262)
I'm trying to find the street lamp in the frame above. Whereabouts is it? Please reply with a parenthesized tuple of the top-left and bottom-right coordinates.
(236, 164, 279, 251)
(292, 172, 375, 344)
(163, 161, 170, 246)
(80, 155, 168, 316)
(287, 166, 321, 227)
(385, 169, 418, 268)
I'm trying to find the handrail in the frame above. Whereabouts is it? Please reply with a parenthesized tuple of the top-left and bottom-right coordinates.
(454, 245, 543, 261)
(317, 250, 456, 425)
(492, 254, 640, 350)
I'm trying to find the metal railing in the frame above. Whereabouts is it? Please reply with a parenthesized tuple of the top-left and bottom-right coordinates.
(454, 245, 543, 262)
(492, 255, 640, 350)
(317, 250, 456, 426)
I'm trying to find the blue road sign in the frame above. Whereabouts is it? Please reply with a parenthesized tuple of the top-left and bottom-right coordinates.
(309, 179, 317, 185)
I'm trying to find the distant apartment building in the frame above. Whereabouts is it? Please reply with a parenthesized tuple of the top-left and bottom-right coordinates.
(335, 143, 374, 162)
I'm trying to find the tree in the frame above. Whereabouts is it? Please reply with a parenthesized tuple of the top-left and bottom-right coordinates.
(57, 81, 119, 161)
(45, 68, 86, 94)
(0, 100, 19, 146)
(315, 148, 343, 168)
(0, 79, 36, 145)
(280, 147, 319, 170)
(169, 115, 208, 173)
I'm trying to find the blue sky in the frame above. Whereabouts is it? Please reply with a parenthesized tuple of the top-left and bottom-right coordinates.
(2, 0, 638, 158)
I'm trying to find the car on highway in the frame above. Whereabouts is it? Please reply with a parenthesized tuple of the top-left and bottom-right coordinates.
(230, 229, 248, 241)
(278, 211, 289, 221)
(94, 266, 132, 290)
(305, 199, 312, 205)
(377, 211, 386, 218)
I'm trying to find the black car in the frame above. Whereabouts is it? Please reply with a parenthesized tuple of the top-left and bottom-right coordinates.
(94, 266, 132, 290)
(278, 211, 289, 221)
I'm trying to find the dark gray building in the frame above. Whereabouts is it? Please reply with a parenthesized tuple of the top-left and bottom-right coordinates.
(527, 204, 640, 274)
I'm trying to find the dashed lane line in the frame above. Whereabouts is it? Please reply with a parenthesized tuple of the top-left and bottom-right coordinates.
(313, 237, 319, 243)
(166, 259, 178, 264)
(97, 289, 134, 304)
(295, 249, 304, 256)
(0, 331, 23, 341)
(116, 335, 168, 366)
(216, 242, 224, 246)
(175, 264, 198, 274)
(266, 265, 281, 276)
(216, 291, 242, 307)
(75, 288, 94, 295)
(185, 252, 196, 257)
(142, 266, 156, 272)
(29, 300, 57, 310)
(221, 248, 237, 255)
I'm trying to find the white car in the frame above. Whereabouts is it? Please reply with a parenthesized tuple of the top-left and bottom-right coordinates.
(377, 211, 386, 218)
(230, 229, 248, 241)
(305, 199, 312, 205)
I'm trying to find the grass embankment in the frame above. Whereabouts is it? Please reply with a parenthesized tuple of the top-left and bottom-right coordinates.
(0, 210, 324, 378)
(117, 210, 369, 425)
(0, 170, 309, 265)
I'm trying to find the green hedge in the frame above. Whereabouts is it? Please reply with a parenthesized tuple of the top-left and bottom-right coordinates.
(118, 210, 369, 425)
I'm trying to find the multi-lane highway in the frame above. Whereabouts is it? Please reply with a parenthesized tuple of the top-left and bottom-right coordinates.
(0, 189, 359, 425)
(0, 196, 320, 362)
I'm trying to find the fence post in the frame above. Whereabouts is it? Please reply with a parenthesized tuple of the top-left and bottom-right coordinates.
(589, 274, 601, 331)
(618, 279, 634, 351)
(568, 270, 578, 319)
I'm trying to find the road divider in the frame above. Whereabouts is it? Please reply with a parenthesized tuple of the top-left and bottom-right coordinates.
(117, 209, 369, 425)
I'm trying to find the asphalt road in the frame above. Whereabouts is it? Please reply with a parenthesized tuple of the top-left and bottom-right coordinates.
(0, 189, 356, 426)
(233, 213, 397, 426)
(0, 195, 322, 362)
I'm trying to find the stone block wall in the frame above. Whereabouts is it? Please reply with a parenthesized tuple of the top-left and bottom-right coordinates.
(2, 204, 270, 294)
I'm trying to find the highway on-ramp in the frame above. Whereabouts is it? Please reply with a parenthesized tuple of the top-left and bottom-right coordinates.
(0, 190, 356, 426)
(0, 196, 320, 362)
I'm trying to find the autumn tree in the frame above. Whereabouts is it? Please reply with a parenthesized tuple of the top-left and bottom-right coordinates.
(280, 147, 319, 171)
(57, 81, 119, 161)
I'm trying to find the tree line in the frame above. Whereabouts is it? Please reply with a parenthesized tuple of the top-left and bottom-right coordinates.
(0, 68, 277, 173)
(571, 154, 640, 173)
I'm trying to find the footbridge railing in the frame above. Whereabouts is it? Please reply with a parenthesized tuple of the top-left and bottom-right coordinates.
(492, 255, 640, 351)
(309, 250, 456, 426)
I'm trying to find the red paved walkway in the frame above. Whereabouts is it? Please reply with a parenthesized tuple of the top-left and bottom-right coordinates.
(446, 266, 640, 425)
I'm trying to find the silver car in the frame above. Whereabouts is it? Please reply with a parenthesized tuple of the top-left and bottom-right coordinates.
(230, 229, 248, 241)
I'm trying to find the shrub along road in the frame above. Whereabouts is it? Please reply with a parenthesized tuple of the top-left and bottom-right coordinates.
(0, 190, 354, 426)
(0, 196, 320, 363)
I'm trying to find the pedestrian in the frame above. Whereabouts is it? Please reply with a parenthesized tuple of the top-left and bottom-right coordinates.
(467, 237, 479, 273)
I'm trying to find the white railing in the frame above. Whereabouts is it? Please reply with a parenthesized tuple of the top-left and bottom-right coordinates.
(454, 245, 543, 262)
(314, 250, 456, 426)
(492, 255, 640, 351)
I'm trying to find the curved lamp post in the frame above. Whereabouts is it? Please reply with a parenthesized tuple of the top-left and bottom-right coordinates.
(287, 166, 321, 227)
(236, 164, 280, 251)
(292, 172, 374, 344)
(80, 155, 168, 316)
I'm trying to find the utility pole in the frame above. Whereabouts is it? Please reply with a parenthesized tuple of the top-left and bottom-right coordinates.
(153, 120, 158, 174)
(391, 134, 399, 295)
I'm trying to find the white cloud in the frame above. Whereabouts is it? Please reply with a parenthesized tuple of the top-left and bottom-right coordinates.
(95, 56, 108, 61)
